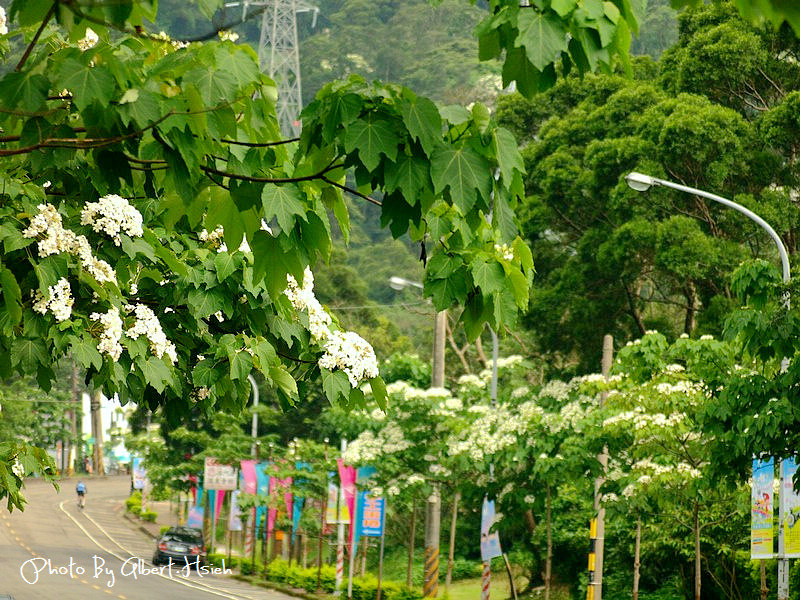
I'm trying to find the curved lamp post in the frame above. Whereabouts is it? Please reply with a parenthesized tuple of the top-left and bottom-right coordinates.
(625, 172, 790, 284)
(626, 172, 792, 600)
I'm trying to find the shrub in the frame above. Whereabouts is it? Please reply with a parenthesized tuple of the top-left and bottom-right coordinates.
(239, 560, 261, 576)
(140, 509, 158, 522)
(266, 558, 290, 582)
(159, 525, 171, 536)
(125, 492, 141, 514)
(449, 558, 481, 581)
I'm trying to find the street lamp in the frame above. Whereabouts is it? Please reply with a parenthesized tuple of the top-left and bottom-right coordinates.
(625, 171, 792, 599)
(624, 172, 790, 283)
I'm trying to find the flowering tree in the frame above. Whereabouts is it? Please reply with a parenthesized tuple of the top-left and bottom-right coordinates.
(601, 331, 743, 600)
(0, 0, 539, 509)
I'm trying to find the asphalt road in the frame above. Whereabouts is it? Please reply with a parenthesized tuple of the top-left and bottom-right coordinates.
(0, 475, 293, 600)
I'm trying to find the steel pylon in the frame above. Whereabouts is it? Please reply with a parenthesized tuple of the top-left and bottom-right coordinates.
(224, 0, 318, 136)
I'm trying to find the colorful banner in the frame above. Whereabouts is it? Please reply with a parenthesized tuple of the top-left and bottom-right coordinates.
(204, 457, 238, 490)
(214, 490, 225, 525)
(751, 458, 774, 558)
(187, 505, 204, 528)
(132, 457, 147, 490)
(256, 462, 271, 537)
(268, 478, 278, 535)
(240, 460, 257, 494)
(480, 497, 503, 561)
(292, 497, 304, 543)
(229, 490, 243, 532)
(326, 476, 350, 524)
(783, 458, 800, 557)
(358, 494, 385, 537)
(337, 458, 357, 549)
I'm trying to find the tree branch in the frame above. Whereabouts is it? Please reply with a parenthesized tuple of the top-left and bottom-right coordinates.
(16, 2, 57, 72)
(321, 176, 382, 207)
(220, 137, 300, 148)
(200, 161, 343, 185)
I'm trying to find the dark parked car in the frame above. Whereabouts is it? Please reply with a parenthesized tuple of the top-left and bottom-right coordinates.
(152, 527, 206, 566)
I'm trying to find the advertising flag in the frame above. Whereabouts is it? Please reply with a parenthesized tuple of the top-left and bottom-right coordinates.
(240, 460, 257, 494)
(337, 458, 357, 550)
(751, 457, 774, 558)
(782, 458, 800, 557)
(480, 497, 503, 561)
(358, 494, 385, 537)
(132, 457, 147, 490)
(229, 490, 243, 531)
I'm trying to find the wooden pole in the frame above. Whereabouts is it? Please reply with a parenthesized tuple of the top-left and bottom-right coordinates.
(377, 504, 387, 600)
(633, 516, 641, 600)
(407, 501, 416, 588)
(445, 492, 460, 591)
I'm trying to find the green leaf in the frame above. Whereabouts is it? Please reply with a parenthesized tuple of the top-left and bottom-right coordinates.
(118, 89, 161, 128)
(228, 350, 253, 381)
(323, 93, 363, 142)
(322, 368, 351, 405)
(214, 45, 259, 89)
(384, 154, 430, 199)
(368, 376, 387, 411)
(139, 356, 172, 393)
(56, 59, 116, 111)
(493, 127, 525, 185)
(322, 186, 350, 245)
(343, 114, 400, 171)
(430, 146, 491, 214)
(515, 9, 570, 71)
(471, 258, 505, 295)
(0, 268, 22, 327)
(0, 73, 50, 112)
(192, 359, 220, 387)
(400, 97, 442, 156)
(552, 0, 578, 17)
(184, 67, 237, 106)
(214, 252, 236, 283)
(270, 365, 299, 402)
(250, 338, 277, 371)
(262, 184, 306, 233)
(502, 47, 543, 98)
(187, 287, 225, 320)
(426, 269, 468, 310)
(68, 335, 103, 370)
(0, 222, 32, 253)
(12, 338, 48, 373)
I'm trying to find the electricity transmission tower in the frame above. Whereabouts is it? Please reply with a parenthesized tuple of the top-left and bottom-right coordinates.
(224, 0, 318, 136)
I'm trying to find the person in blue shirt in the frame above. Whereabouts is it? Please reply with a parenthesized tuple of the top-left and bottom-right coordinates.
(76, 481, 86, 508)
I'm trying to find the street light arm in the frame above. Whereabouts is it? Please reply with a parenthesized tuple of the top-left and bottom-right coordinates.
(629, 173, 791, 285)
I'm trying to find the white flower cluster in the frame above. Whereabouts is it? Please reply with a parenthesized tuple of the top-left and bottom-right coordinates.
(90, 306, 124, 361)
(218, 30, 240, 42)
(32, 278, 73, 322)
(285, 267, 379, 387)
(0, 6, 8, 35)
(77, 28, 99, 51)
(199, 225, 250, 252)
(81, 194, 144, 246)
(152, 30, 190, 50)
(457, 374, 486, 389)
(319, 330, 379, 387)
(11, 459, 24, 478)
(285, 268, 331, 341)
(126, 303, 178, 364)
(496, 355, 524, 368)
(511, 386, 530, 399)
(494, 243, 514, 261)
(23, 203, 116, 284)
(665, 363, 685, 373)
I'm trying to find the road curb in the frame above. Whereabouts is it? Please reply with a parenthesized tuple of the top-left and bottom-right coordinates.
(121, 509, 158, 539)
(230, 575, 332, 600)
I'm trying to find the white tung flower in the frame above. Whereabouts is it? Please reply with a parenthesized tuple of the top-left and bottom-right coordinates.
(32, 278, 73, 322)
(126, 303, 177, 364)
(0, 6, 8, 36)
(90, 306, 124, 361)
(319, 330, 379, 387)
(77, 28, 99, 51)
(218, 30, 240, 42)
(81, 194, 144, 246)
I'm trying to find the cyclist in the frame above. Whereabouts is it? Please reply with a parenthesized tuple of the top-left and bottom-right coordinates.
(76, 480, 87, 508)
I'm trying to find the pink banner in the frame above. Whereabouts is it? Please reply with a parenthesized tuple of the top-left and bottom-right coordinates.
(267, 478, 277, 535)
(240, 460, 257, 494)
(214, 490, 225, 525)
(283, 477, 293, 517)
(337, 458, 357, 551)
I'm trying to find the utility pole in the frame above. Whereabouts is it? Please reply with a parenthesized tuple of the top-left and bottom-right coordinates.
(588, 335, 613, 600)
(90, 389, 104, 476)
(423, 311, 446, 597)
(223, 0, 318, 136)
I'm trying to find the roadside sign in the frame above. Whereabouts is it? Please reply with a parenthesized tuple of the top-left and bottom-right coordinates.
(204, 456, 238, 490)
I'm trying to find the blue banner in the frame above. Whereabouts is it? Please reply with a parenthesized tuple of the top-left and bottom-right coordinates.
(480, 497, 503, 561)
(357, 493, 385, 537)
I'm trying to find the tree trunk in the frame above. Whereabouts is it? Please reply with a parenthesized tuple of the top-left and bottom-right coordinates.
(694, 502, 701, 600)
(407, 501, 416, 588)
(474, 336, 488, 368)
(524, 509, 536, 533)
(445, 492, 460, 590)
(545, 486, 552, 600)
(684, 281, 698, 334)
(633, 515, 641, 600)
(90, 389, 104, 475)
(760, 559, 768, 600)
